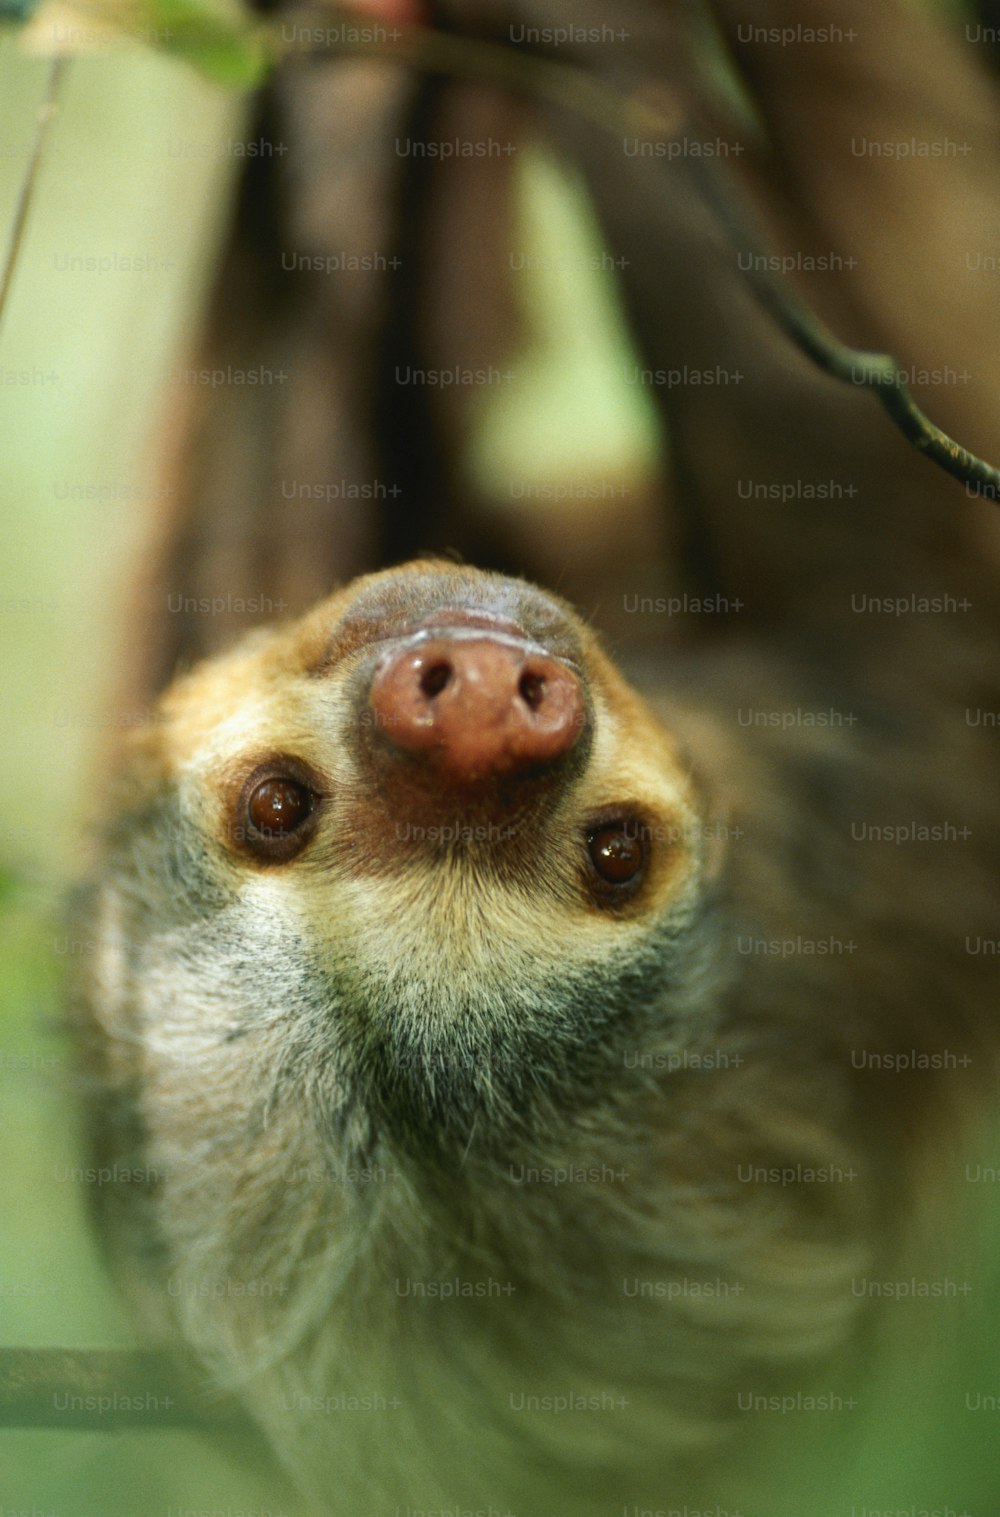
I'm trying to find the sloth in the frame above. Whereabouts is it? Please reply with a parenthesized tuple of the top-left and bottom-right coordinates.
(72, 557, 998, 1516)
(60, 1, 1000, 1507)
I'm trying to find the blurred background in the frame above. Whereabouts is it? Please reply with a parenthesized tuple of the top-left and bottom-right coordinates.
(2, 0, 1000, 1512)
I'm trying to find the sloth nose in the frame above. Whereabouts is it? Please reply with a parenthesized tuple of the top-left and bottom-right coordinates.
(368, 633, 585, 783)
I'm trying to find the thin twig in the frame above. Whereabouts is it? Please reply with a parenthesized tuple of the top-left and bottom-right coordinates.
(0, 56, 66, 334)
(685, 150, 1000, 497)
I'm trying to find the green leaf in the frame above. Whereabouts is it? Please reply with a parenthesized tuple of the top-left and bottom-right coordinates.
(0, 864, 28, 909)
(143, 0, 269, 88)
(0, 0, 40, 20)
(6, 0, 269, 89)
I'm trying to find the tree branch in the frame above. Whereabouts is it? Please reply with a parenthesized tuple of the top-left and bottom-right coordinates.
(0, 1347, 239, 1431)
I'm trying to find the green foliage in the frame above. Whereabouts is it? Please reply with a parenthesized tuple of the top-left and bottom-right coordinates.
(2, 0, 268, 88)
(0, 1, 40, 22)
(142, 0, 268, 87)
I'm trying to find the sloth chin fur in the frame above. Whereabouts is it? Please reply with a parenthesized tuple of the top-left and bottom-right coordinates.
(72, 561, 996, 1515)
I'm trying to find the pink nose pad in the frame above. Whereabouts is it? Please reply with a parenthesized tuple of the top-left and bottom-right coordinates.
(368, 634, 585, 783)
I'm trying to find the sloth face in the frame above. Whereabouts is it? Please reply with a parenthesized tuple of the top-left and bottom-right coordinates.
(96, 563, 719, 1162)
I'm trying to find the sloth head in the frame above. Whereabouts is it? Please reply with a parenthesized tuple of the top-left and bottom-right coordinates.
(89, 563, 720, 1170)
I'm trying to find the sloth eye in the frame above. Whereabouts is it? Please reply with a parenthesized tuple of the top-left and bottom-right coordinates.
(235, 763, 320, 862)
(248, 778, 312, 838)
(585, 818, 648, 903)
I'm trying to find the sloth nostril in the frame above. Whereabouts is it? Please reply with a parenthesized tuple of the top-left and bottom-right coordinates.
(518, 670, 546, 710)
(368, 632, 586, 782)
(420, 661, 453, 699)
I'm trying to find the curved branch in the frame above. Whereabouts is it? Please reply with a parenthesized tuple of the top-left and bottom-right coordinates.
(684, 149, 1000, 498)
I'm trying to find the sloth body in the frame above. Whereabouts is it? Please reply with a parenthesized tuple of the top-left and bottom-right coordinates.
(74, 560, 996, 1515)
